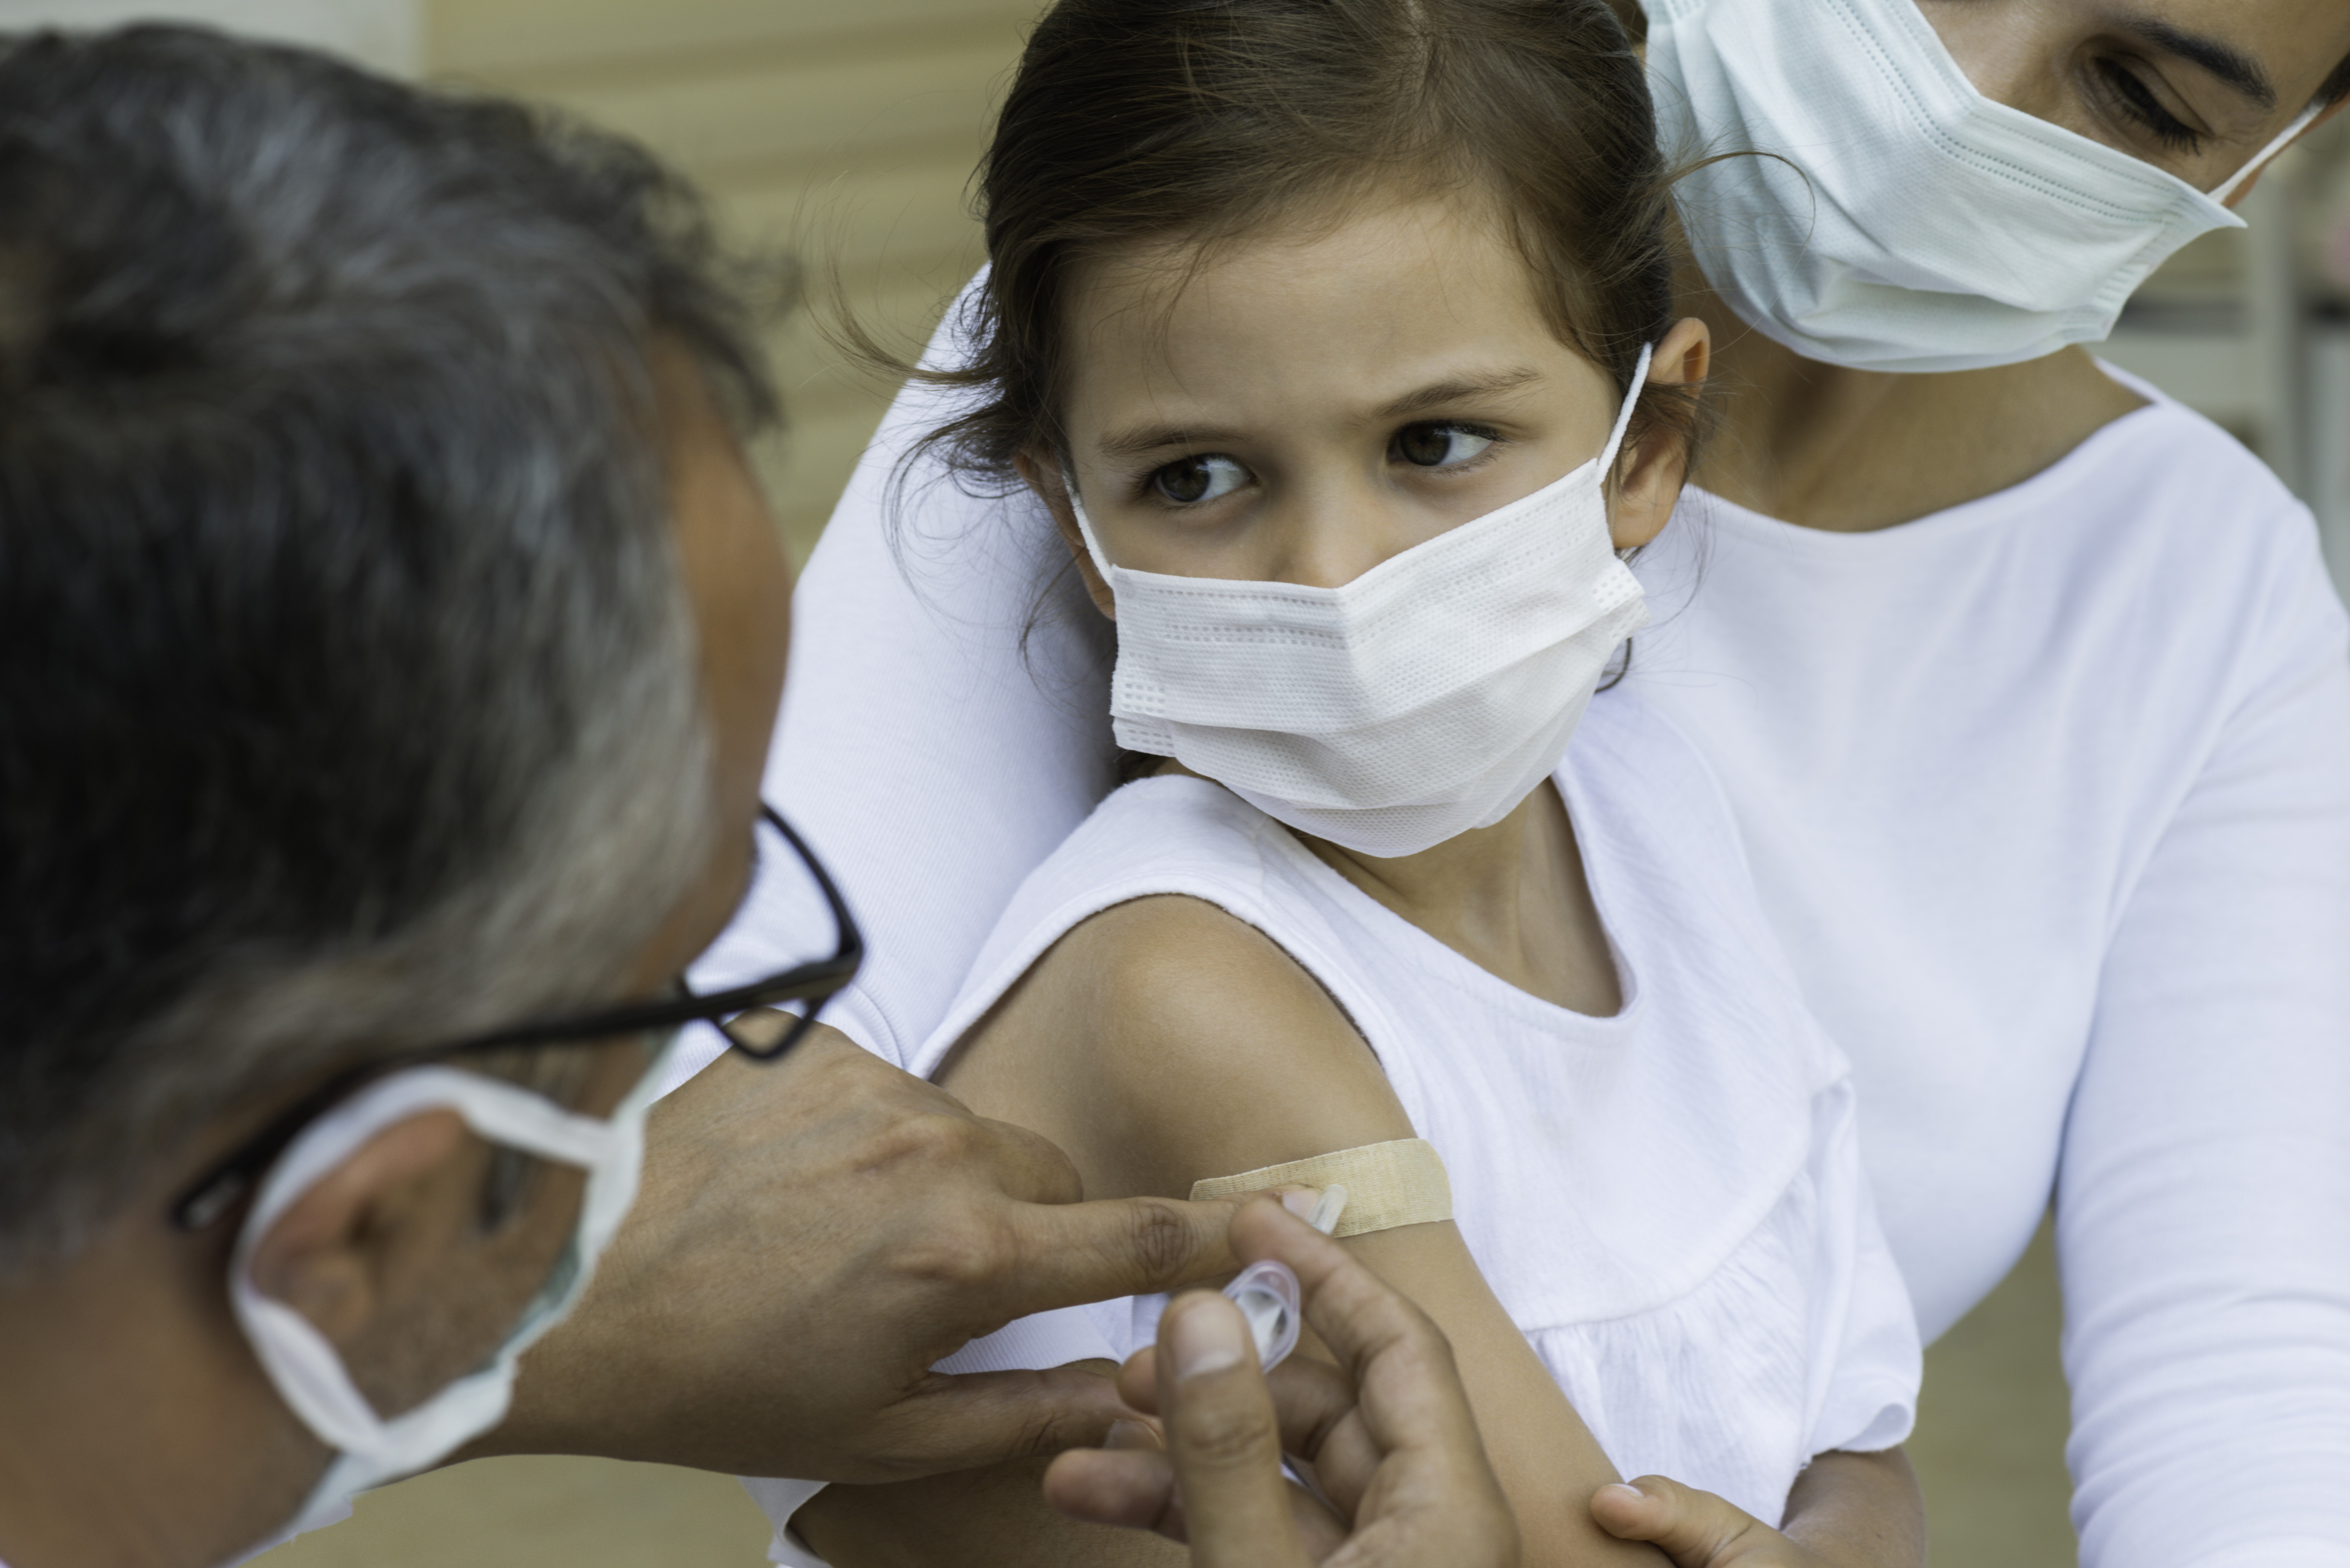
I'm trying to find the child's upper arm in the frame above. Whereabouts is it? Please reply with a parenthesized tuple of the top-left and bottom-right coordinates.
(939, 893, 1662, 1568)
(937, 893, 1415, 1201)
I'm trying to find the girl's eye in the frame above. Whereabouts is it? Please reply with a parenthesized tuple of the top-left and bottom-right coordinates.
(2096, 59, 2205, 154)
(1150, 454, 1249, 505)
(1393, 422, 1497, 469)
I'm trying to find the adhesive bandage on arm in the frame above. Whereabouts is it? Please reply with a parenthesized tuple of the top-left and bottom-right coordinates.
(1192, 1138, 1452, 1238)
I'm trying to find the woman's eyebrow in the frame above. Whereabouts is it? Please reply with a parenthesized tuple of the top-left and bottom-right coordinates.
(1375, 368, 1545, 420)
(2123, 14, 2277, 112)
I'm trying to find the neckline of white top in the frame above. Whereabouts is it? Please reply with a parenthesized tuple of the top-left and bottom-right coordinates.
(1132, 753, 1651, 1038)
(1685, 380, 2176, 555)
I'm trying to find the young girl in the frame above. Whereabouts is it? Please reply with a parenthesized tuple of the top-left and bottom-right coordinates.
(775, 1, 1922, 1562)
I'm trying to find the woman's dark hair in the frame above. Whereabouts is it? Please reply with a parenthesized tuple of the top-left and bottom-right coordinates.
(909, 0, 1696, 489)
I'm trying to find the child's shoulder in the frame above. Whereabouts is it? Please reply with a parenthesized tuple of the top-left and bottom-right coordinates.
(914, 777, 1413, 1197)
(1062, 771, 1278, 864)
(971, 772, 1331, 999)
(931, 885, 1414, 1202)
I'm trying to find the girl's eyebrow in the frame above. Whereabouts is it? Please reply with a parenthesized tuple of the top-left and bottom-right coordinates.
(1096, 422, 1249, 460)
(1374, 367, 1545, 420)
(1095, 368, 1547, 459)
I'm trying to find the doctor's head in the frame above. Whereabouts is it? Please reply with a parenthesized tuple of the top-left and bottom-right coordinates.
(0, 28, 791, 1566)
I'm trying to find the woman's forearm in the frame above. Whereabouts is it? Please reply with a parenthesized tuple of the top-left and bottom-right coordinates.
(1778, 1449, 1927, 1568)
(2056, 601, 2350, 1567)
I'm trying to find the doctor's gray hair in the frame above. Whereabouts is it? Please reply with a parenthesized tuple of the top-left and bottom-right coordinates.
(0, 26, 778, 1269)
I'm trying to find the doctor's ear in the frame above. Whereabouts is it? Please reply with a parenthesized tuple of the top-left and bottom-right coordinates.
(242, 1104, 578, 1417)
(1608, 315, 1710, 553)
(243, 1110, 474, 1352)
(1014, 449, 1117, 620)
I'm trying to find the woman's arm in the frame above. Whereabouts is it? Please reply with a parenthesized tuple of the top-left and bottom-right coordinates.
(2056, 553, 2350, 1568)
(803, 893, 1662, 1568)
(762, 275, 1113, 1073)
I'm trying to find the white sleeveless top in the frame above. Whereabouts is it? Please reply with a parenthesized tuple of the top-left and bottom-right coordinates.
(905, 692, 1920, 1523)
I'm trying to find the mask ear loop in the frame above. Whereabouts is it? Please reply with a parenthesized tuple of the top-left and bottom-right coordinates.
(1596, 341, 1657, 483)
(1060, 475, 1121, 581)
(2209, 100, 2324, 204)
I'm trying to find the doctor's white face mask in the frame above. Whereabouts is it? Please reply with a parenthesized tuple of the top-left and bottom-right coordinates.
(1070, 345, 1654, 861)
(1645, 0, 2317, 373)
(227, 1036, 673, 1559)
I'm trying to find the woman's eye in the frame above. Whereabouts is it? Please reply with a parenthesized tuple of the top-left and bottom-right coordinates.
(1150, 454, 1249, 505)
(2096, 59, 2205, 154)
(1393, 422, 1497, 469)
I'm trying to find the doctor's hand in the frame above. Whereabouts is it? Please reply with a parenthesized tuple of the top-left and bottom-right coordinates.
(468, 1027, 1260, 1481)
(1044, 1199, 1521, 1568)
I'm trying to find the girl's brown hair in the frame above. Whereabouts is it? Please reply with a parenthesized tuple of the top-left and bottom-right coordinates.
(909, 0, 1694, 487)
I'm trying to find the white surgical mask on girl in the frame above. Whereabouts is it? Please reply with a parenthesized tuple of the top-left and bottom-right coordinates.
(225, 1035, 674, 1562)
(1645, 0, 2318, 374)
(1068, 344, 1653, 860)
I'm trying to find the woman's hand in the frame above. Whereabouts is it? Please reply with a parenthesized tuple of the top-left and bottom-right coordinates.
(1043, 1196, 1520, 1567)
(1590, 1450, 1926, 1568)
(1592, 1477, 1816, 1568)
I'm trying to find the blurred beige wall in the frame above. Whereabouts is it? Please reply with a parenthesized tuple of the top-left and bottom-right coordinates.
(0, 0, 417, 69)
(428, 0, 1026, 564)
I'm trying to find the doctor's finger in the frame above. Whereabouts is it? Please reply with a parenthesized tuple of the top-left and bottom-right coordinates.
(966, 1111, 1087, 1206)
(1234, 1201, 1472, 1432)
(1043, 1445, 1352, 1558)
(994, 1191, 1252, 1313)
(1119, 1341, 1363, 1454)
(1226, 1202, 1512, 1526)
(1122, 1343, 1386, 1529)
(1158, 1292, 1321, 1568)
(853, 1362, 1141, 1477)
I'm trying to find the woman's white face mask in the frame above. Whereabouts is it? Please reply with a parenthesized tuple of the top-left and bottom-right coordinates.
(1645, 0, 2325, 373)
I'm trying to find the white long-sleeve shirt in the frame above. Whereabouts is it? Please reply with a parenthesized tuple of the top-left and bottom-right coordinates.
(714, 305, 2350, 1563)
(1624, 382, 2350, 1564)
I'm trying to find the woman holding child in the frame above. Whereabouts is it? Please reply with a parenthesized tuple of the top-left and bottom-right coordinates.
(738, 1, 2350, 1563)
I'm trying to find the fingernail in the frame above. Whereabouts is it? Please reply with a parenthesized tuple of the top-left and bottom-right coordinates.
(1307, 1184, 1348, 1235)
(1600, 1482, 1649, 1503)
(1172, 1295, 1249, 1379)
(1279, 1187, 1324, 1220)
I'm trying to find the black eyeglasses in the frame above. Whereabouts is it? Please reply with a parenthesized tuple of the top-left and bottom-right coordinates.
(170, 806, 863, 1232)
